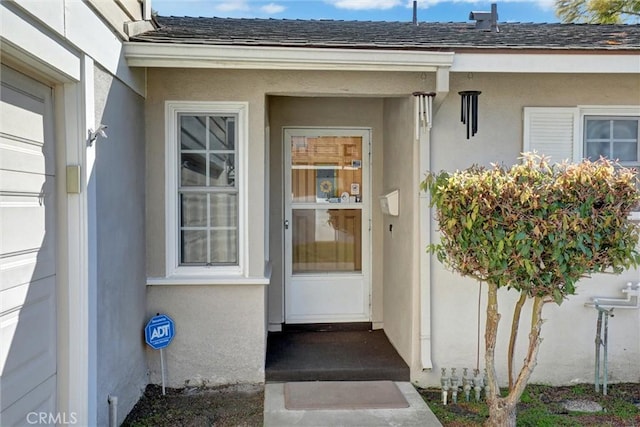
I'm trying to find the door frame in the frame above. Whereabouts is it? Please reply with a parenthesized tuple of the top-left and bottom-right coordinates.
(282, 127, 372, 324)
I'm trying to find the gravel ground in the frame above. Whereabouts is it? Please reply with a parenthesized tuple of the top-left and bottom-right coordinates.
(122, 383, 264, 427)
(123, 381, 640, 427)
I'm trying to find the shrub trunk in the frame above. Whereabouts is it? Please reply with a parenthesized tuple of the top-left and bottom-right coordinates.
(486, 398, 516, 427)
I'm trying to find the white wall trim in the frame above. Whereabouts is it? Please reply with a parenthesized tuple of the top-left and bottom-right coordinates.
(0, 3, 80, 81)
(56, 63, 92, 426)
(125, 42, 454, 71)
(82, 56, 99, 427)
(147, 276, 270, 286)
(164, 101, 249, 279)
(64, 1, 145, 96)
(452, 53, 640, 74)
(2, 1, 145, 95)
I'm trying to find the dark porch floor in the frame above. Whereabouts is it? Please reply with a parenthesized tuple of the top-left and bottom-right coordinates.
(265, 324, 410, 382)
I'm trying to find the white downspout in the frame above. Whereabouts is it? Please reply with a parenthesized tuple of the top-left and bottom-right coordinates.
(417, 97, 433, 371)
(418, 67, 449, 371)
(107, 395, 118, 427)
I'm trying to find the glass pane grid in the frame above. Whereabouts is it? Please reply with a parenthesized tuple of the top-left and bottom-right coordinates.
(179, 113, 239, 266)
(584, 117, 640, 165)
(179, 113, 237, 189)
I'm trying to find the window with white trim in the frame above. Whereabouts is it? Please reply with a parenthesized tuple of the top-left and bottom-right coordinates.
(524, 106, 640, 166)
(584, 116, 639, 167)
(166, 102, 247, 276)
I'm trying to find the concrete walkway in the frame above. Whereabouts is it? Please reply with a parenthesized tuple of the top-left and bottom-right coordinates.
(264, 381, 443, 427)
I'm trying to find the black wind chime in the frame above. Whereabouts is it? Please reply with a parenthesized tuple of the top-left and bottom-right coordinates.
(459, 91, 481, 139)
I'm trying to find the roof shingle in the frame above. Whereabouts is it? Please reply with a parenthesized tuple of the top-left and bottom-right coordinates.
(130, 16, 640, 51)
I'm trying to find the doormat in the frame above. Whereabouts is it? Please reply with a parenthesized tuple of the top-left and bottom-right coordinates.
(284, 381, 409, 410)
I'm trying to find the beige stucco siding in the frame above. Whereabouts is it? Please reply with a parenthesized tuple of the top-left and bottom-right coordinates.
(382, 97, 418, 366)
(146, 68, 432, 278)
(146, 285, 266, 387)
(420, 72, 640, 387)
(145, 68, 432, 385)
(146, 67, 640, 388)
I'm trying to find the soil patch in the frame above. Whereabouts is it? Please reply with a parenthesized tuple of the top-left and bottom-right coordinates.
(420, 382, 640, 427)
(122, 383, 264, 427)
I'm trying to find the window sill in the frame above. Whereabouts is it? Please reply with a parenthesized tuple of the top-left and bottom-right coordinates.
(147, 275, 270, 286)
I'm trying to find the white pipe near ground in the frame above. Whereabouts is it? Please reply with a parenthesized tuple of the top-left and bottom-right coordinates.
(107, 395, 118, 427)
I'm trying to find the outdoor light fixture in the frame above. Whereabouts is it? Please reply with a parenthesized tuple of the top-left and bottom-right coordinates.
(459, 91, 481, 139)
(413, 91, 436, 139)
(88, 124, 108, 146)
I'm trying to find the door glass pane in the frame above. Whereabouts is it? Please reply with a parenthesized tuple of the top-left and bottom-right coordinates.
(292, 209, 362, 274)
(291, 136, 363, 203)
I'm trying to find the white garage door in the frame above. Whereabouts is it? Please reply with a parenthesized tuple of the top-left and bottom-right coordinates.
(0, 65, 57, 426)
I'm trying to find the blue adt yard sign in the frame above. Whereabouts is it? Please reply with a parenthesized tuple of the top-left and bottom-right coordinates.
(145, 314, 175, 350)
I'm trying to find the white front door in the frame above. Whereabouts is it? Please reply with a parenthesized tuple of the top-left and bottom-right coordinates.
(0, 65, 57, 425)
(284, 128, 371, 324)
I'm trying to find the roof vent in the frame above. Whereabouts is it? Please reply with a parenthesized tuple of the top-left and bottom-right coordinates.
(469, 3, 499, 32)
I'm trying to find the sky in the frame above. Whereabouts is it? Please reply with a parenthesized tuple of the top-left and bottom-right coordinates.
(152, 0, 560, 23)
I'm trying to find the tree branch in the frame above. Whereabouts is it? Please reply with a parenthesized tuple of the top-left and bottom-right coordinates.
(508, 291, 527, 390)
(506, 296, 547, 405)
(485, 283, 501, 401)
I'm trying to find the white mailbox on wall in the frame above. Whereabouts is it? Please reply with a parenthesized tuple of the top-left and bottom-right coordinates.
(379, 190, 399, 216)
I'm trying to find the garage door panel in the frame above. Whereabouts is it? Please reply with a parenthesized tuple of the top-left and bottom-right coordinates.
(0, 206, 46, 255)
(0, 375, 56, 427)
(0, 276, 56, 411)
(0, 83, 45, 143)
(0, 65, 56, 424)
(0, 169, 48, 194)
(0, 252, 56, 293)
(0, 176, 55, 260)
(0, 135, 46, 175)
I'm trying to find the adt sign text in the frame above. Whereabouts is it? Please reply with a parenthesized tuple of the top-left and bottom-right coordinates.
(145, 314, 175, 350)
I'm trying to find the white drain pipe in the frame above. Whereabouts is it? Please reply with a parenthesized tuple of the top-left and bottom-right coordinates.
(108, 395, 118, 427)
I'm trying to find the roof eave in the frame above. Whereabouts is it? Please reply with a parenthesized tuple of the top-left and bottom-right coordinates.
(123, 42, 454, 71)
(452, 51, 640, 73)
(124, 42, 640, 74)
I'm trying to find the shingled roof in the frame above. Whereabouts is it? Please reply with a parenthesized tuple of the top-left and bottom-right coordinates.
(131, 16, 640, 51)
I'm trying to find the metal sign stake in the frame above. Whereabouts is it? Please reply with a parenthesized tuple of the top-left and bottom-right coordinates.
(160, 348, 166, 395)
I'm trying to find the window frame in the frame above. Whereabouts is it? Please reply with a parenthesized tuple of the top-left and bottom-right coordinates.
(580, 107, 640, 167)
(165, 101, 248, 277)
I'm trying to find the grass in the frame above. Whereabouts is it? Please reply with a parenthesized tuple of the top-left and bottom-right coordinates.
(122, 382, 639, 426)
(419, 383, 640, 427)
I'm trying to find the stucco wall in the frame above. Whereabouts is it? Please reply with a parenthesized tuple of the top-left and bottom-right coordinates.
(144, 68, 430, 386)
(146, 286, 266, 387)
(381, 97, 418, 365)
(146, 68, 431, 278)
(267, 96, 385, 328)
(146, 68, 640, 388)
(94, 64, 147, 426)
(418, 72, 640, 387)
